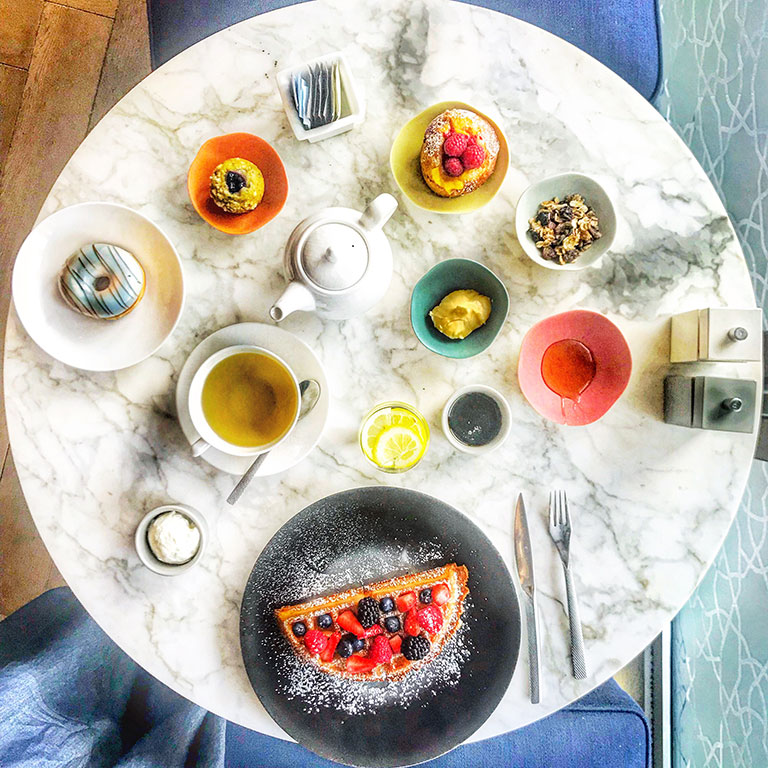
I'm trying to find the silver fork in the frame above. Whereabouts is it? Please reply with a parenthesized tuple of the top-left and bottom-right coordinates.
(549, 490, 587, 679)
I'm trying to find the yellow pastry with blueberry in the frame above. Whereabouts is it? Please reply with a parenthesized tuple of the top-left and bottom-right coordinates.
(420, 109, 500, 198)
(209, 157, 264, 214)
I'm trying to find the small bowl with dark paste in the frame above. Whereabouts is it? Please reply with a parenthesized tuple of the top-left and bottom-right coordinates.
(441, 385, 512, 454)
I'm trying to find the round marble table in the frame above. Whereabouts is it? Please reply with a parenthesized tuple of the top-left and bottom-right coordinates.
(4, 0, 760, 746)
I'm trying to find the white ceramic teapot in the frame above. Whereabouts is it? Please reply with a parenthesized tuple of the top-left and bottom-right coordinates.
(269, 193, 397, 322)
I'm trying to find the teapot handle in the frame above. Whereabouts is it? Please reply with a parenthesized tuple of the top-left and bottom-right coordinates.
(359, 193, 397, 232)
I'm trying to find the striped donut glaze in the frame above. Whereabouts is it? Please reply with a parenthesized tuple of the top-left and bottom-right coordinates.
(58, 243, 146, 320)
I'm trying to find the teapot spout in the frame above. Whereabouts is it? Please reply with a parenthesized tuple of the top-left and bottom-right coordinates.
(269, 281, 316, 322)
(358, 193, 397, 232)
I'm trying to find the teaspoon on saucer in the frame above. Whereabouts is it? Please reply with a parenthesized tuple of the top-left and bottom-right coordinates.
(226, 378, 321, 505)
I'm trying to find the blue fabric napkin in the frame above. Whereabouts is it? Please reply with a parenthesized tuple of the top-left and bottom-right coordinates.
(0, 588, 224, 767)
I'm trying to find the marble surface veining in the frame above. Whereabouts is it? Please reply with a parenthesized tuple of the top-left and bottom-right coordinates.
(3, 0, 760, 742)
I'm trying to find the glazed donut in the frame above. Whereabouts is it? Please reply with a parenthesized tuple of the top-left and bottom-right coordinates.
(58, 242, 146, 320)
(420, 108, 500, 198)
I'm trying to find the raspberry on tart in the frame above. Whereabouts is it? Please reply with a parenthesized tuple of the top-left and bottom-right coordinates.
(369, 635, 394, 664)
(443, 157, 464, 177)
(274, 563, 470, 681)
(460, 142, 485, 170)
(303, 629, 328, 655)
(420, 108, 500, 198)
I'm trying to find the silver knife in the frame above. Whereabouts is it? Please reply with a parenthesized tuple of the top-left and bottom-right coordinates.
(514, 493, 540, 703)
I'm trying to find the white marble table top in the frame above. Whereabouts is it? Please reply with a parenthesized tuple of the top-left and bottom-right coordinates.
(4, 0, 760, 747)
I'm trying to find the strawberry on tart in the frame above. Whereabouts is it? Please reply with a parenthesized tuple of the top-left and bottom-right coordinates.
(275, 563, 469, 681)
(419, 108, 500, 198)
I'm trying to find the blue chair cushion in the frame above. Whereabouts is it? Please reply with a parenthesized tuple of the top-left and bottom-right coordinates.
(226, 677, 650, 767)
(146, 0, 662, 101)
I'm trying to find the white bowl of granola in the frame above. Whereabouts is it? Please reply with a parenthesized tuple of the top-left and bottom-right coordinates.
(514, 172, 616, 271)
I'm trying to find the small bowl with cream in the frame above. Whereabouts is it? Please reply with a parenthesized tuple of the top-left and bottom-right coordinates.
(135, 504, 207, 576)
(442, 385, 512, 454)
(410, 258, 509, 359)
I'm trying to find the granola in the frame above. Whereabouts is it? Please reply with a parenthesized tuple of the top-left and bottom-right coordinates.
(527, 194, 602, 265)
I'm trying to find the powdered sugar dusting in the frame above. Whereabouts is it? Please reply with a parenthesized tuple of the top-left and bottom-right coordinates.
(256, 502, 450, 603)
(249, 501, 474, 715)
(265, 598, 473, 716)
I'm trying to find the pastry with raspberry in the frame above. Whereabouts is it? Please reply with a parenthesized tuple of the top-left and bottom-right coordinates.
(419, 108, 500, 198)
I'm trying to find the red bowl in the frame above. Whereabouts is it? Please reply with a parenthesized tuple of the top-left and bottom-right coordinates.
(187, 132, 288, 235)
(518, 310, 632, 426)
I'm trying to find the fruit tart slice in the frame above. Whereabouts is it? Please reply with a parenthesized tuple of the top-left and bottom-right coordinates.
(275, 563, 469, 680)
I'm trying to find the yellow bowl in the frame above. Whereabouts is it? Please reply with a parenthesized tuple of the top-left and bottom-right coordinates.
(389, 101, 509, 215)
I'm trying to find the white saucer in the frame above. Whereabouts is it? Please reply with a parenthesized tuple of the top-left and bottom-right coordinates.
(12, 202, 185, 371)
(175, 323, 330, 476)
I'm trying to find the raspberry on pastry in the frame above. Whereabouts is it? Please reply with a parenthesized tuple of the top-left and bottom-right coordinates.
(460, 143, 485, 170)
(443, 157, 464, 177)
(443, 131, 469, 157)
(420, 108, 500, 198)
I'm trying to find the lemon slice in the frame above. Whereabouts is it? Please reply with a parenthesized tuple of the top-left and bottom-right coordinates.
(365, 412, 392, 450)
(372, 426, 426, 470)
(390, 410, 421, 431)
(365, 409, 403, 450)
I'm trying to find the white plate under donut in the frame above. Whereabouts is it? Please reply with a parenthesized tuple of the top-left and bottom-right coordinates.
(12, 202, 185, 371)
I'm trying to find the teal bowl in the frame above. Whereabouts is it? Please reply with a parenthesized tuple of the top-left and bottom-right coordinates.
(410, 258, 509, 359)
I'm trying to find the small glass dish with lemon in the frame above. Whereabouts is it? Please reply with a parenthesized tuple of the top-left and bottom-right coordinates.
(359, 402, 430, 473)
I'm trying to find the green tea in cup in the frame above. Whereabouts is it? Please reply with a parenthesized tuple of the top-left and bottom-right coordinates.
(201, 350, 298, 448)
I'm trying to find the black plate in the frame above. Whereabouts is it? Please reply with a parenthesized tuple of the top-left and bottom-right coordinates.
(240, 486, 520, 767)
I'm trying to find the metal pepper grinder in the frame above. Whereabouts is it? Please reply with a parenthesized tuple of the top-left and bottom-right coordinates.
(670, 308, 762, 363)
(664, 375, 757, 433)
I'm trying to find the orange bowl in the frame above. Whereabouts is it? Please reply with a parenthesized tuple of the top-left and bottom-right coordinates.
(187, 133, 289, 235)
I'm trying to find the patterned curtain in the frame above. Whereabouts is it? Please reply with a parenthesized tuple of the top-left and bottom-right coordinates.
(656, 1, 768, 766)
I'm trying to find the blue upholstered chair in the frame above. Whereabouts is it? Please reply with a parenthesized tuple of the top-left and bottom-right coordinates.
(146, 0, 662, 101)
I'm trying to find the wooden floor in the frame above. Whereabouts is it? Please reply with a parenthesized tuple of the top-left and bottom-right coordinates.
(0, 0, 151, 618)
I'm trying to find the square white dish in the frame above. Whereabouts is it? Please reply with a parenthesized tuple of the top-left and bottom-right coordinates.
(275, 52, 365, 143)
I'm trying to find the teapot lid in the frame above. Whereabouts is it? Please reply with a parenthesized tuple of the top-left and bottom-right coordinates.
(300, 222, 368, 291)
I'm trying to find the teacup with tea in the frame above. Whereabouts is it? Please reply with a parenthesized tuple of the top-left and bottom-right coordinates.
(188, 345, 300, 457)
